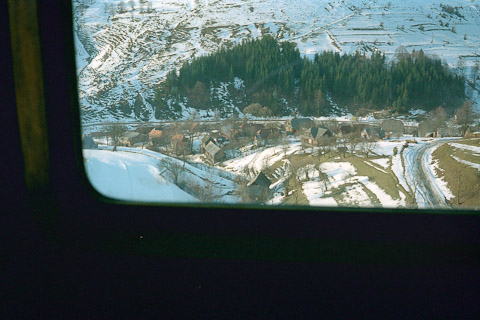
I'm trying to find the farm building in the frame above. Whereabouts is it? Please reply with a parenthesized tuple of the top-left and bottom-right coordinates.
(301, 127, 334, 146)
(437, 126, 461, 137)
(171, 134, 192, 155)
(120, 132, 149, 147)
(136, 126, 154, 134)
(246, 172, 271, 203)
(201, 133, 220, 153)
(337, 124, 354, 136)
(255, 128, 280, 146)
(417, 120, 438, 137)
(381, 119, 404, 138)
(240, 123, 264, 137)
(204, 141, 226, 163)
(148, 127, 164, 145)
(361, 127, 385, 140)
(288, 118, 315, 134)
(82, 135, 98, 149)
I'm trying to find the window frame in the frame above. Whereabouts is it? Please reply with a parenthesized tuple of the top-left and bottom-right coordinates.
(10, 0, 480, 264)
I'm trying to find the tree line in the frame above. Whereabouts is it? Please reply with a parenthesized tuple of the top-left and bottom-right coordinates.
(153, 35, 465, 118)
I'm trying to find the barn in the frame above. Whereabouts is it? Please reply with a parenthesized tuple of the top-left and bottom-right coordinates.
(417, 120, 438, 138)
(381, 119, 404, 138)
(301, 127, 334, 146)
(361, 127, 385, 140)
(204, 141, 225, 163)
(246, 172, 271, 203)
(289, 118, 315, 134)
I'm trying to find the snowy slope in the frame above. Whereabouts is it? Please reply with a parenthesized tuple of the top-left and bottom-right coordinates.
(83, 148, 198, 202)
(84, 145, 241, 203)
(73, 0, 480, 124)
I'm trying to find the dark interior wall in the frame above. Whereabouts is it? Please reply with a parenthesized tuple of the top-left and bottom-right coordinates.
(3, 1, 480, 318)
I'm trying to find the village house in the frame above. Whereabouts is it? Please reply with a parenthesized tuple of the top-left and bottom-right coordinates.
(82, 135, 98, 149)
(136, 126, 154, 134)
(337, 124, 354, 136)
(201, 132, 220, 153)
(437, 126, 461, 137)
(240, 123, 264, 138)
(204, 141, 226, 163)
(246, 172, 271, 203)
(417, 120, 438, 137)
(361, 126, 385, 140)
(148, 127, 170, 147)
(171, 134, 192, 155)
(120, 131, 149, 147)
(288, 118, 315, 134)
(404, 124, 418, 135)
(255, 128, 280, 146)
(381, 119, 404, 138)
(301, 126, 334, 146)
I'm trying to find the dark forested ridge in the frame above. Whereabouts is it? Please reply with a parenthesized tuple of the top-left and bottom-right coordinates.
(153, 35, 465, 118)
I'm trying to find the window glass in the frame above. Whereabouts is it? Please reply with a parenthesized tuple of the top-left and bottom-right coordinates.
(74, 0, 480, 209)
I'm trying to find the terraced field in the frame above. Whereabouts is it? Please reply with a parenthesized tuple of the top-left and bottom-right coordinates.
(73, 0, 480, 124)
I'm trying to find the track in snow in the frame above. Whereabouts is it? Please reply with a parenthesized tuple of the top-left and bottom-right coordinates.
(410, 139, 456, 209)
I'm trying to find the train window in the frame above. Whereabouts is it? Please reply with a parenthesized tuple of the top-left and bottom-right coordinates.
(73, 0, 480, 210)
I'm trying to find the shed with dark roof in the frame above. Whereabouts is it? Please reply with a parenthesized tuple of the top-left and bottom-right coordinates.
(361, 127, 385, 140)
(246, 172, 272, 203)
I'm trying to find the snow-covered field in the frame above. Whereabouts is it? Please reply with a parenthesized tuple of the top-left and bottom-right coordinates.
(84, 148, 198, 202)
(73, 0, 480, 124)
(84, 146, 241, 203)
(83, 136, 466, 208)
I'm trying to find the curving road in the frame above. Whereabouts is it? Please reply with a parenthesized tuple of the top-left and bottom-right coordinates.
(408, 139, 458, 209)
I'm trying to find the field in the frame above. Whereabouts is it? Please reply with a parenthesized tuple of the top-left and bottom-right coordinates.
(432, 136, 480, 208)
(83, 130, 477, 209)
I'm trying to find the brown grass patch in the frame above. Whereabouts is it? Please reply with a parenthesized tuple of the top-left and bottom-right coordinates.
(432, 144, 480, 208)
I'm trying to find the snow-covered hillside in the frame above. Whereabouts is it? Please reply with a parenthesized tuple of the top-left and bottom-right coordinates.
(74, 0, 480, 124)
(83, 136, 468, 208)
(84, 146, 241, 203)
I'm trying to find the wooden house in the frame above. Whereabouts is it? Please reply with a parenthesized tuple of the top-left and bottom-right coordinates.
(417, 120, 438, 138)
(148, 127, 167, 146)
(381, 119, 404, 138)
(255, 128, 280, 146)
(240, 123, 264, 137)
(301, 127, 333, 146)
(136, 126, 154, 134)
(337, 124, 354, 136)
(120, 132, 149, 147)
(204, 141, 226, 163)
(201, 133, 220, 153)
(171, 134, 192, 155)
(246, 172, 271, 202)
(288, 118, 314, 134)
(361, 127, 385, 140)
(437, 126, 461, 137)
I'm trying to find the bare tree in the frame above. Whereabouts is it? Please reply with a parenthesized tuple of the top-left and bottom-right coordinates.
(317, 136, 335, 158)
(346, 133, 361, 155)
(359, 138, 375, 158)
(158, 158, 184, 187)
(105, 123, 127, 151)
(281, 133, 290, 159)
(408, 178, 420, 208)
(456, 101, 474, 136)
(317, 165, 330, 193)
